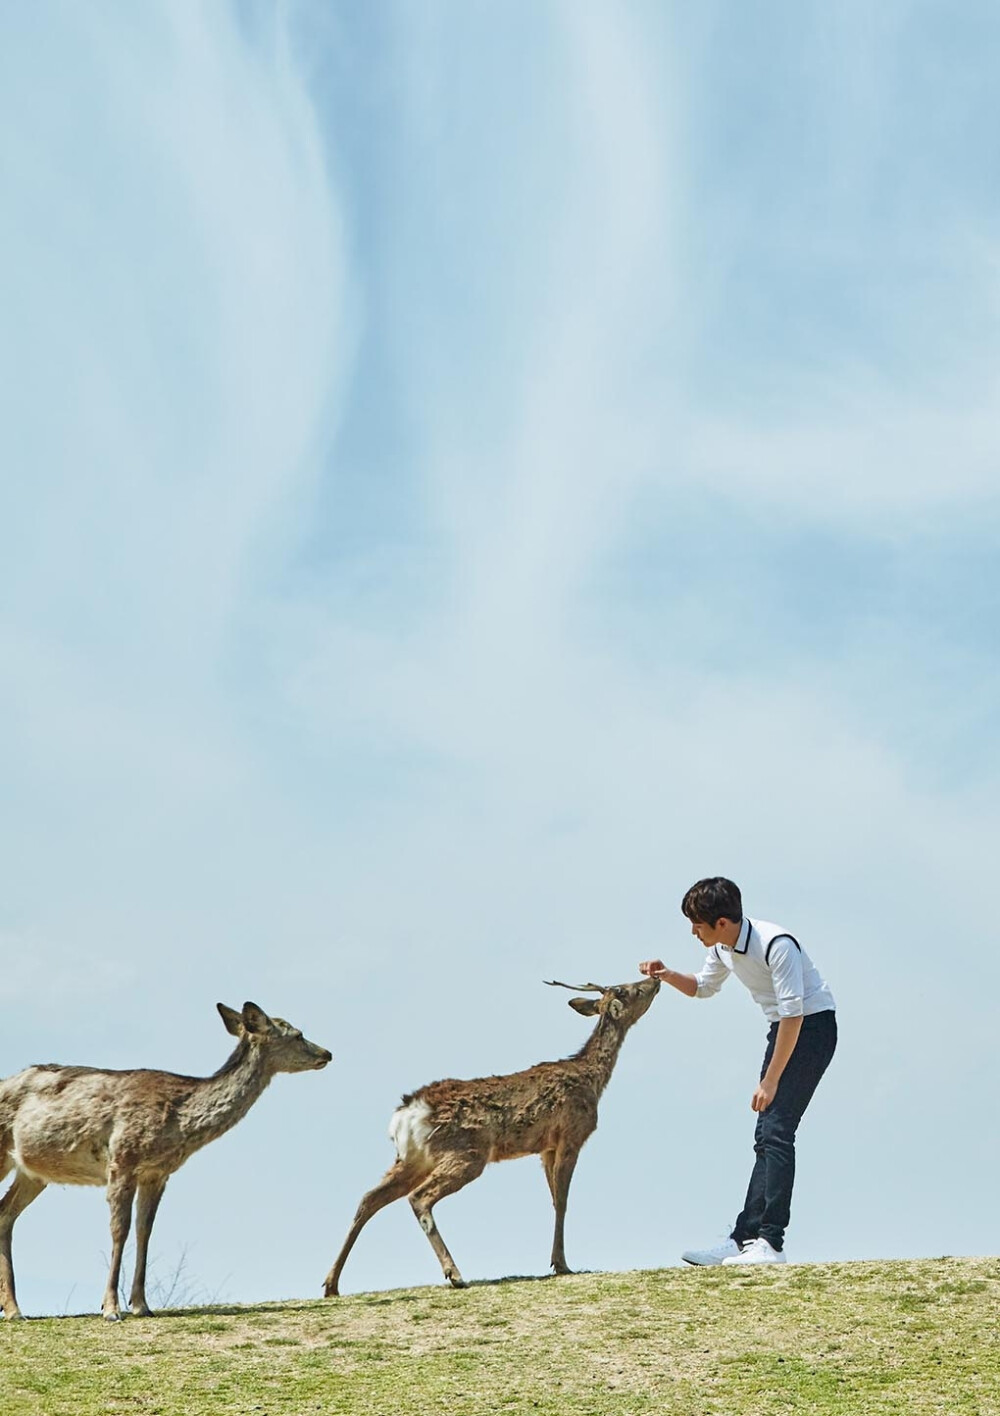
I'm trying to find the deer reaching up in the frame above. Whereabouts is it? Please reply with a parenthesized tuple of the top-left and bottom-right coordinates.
(322, 976, 658, 1296)
(0, 1001, 331, 1320)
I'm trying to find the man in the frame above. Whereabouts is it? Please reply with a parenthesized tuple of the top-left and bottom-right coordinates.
(639, 876, 836, 1266)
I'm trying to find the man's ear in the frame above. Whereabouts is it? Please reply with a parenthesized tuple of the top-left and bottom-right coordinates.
(569, 996, 600, 1016)
(241, 1002, 272, 1034)
(217, 1003, 243, 1036)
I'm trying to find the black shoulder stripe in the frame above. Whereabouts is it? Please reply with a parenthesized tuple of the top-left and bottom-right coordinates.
(764, 934, 800, 965)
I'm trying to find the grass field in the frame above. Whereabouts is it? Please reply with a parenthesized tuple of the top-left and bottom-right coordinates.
(2, 1256, 999, 1415)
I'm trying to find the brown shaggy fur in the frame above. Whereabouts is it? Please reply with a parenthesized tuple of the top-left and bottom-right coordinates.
(323, 977, 658, 1295)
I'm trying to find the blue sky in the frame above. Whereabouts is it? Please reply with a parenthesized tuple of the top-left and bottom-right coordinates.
(1, 1, 999, 1316)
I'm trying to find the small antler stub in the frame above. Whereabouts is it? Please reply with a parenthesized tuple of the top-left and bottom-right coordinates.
(544, 980, 607, 993)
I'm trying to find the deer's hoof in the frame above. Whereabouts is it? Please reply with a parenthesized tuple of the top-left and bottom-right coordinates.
(130, 1304, 153, 1318)
(103, 1312, 123, 1323)
(3, 1309, 26, 1321)
(323, 1282, 340, 1299)
(446, 1273, 467, 1290)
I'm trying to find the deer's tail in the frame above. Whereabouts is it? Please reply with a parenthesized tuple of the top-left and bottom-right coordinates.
(390, 1096, 438, 1164)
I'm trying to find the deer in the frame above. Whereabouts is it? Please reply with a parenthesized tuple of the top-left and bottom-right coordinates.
(0, 1001, 331, 1320)
(322, 975, 659, 1297)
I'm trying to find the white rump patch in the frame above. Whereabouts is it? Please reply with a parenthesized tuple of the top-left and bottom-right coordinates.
(390, 1098, 434, 1162)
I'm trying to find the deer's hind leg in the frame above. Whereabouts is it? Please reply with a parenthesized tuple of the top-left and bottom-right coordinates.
(0, 1169, 47, 1320)
(102, 1166, 137, 1321)
(408, 1152, 486, 1289)
(323, 1160, 419, 1298)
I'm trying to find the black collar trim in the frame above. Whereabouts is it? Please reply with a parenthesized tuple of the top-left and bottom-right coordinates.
(733, 918, 751, 954)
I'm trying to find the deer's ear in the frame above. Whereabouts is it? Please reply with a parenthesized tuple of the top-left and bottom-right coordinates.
(607, 997, 625, 1020)
(241, 1002, 272, 1034)
(569, 996, 600, 1016)
(217, 1003, 243, 1036)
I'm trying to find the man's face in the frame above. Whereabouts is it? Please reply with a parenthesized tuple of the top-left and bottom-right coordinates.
(688, 917, 742, 951)
(690, 917, 728, 947)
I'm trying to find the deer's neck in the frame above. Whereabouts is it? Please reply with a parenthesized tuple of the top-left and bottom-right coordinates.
(177, 1041, 272, 1151)
(575, 1016, 629, 1097)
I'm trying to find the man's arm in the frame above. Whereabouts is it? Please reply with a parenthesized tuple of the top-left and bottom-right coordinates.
(751, 1015, 803, 1112)
(638, 959, 698, 998)
(752, 935, 807, 1110)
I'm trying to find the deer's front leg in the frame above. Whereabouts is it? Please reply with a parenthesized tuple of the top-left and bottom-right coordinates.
(129, 1178, 167, 1317)
(103, 1168, 137, 1320)
(547, 1146, 581, 1275)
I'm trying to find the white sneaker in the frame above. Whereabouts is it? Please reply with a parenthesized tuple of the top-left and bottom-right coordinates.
(680, 1237, 742, 1266)
(722, 1237, 787, 1266)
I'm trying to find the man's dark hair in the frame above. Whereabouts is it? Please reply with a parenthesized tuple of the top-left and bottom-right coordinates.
(681, 877, 743, 926)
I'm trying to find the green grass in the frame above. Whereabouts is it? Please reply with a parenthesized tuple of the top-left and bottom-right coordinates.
(2, 1257, 1000, 1415)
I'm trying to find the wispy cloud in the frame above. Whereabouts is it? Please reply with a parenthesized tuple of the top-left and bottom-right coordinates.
(0, 1, 353, 1015)
(1, 1, 350, 680)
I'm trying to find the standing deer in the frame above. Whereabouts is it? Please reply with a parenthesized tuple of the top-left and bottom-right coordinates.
(0, 1001, 331, 1320)
(322, 976, 658, 1296)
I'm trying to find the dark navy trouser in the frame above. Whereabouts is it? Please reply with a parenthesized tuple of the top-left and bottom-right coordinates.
(731, 1009, 837, 1253)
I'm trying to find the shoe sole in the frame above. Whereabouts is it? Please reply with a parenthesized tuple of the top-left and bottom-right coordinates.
(721, 1257, 788, 1266)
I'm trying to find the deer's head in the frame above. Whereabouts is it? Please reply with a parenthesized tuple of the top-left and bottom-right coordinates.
(217, 1002, 333, 1072)
(545, 977, 660, 1028)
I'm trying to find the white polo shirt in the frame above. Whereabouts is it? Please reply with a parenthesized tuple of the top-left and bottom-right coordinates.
(694, 917, 836, 1022)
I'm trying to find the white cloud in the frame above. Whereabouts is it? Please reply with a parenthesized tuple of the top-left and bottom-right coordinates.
(681, 396, 1000, 523)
